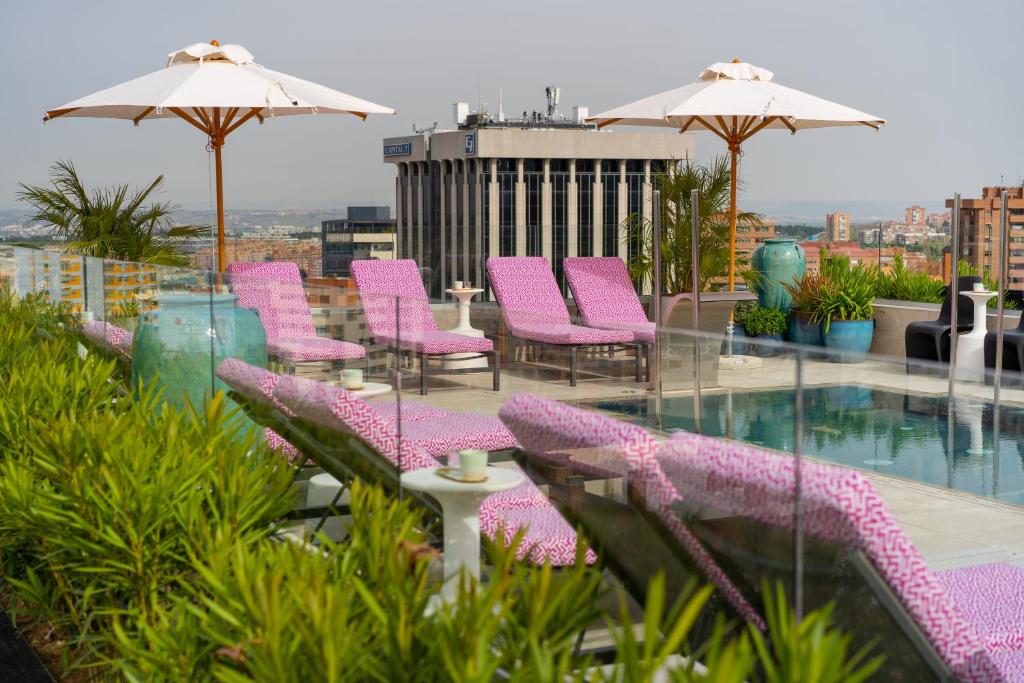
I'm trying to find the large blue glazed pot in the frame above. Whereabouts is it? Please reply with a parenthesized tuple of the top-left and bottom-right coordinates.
(751, 238, 806, 311)
(787, 313, 823, 347)
(131, 293, 267, 410)
(822, 319, 874, 363)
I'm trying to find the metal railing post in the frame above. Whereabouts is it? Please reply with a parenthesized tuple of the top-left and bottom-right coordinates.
(994, 190, 1009, 408)
(947, 192, 961, 457)
(793, 350, 805, 622)
(690, 189, 701, 432)
(652, 190, 663, 429)
(395, 295, 404, 500)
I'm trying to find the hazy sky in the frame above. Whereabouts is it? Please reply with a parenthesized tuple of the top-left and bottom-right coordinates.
(2, 0, 1021, 211)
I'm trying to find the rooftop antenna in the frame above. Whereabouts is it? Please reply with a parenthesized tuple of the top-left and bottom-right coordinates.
(413, 122, 438, 135)
(476, 73, 481, 113)
(498, 88, 504, 122)
(545, 86, 561, 119)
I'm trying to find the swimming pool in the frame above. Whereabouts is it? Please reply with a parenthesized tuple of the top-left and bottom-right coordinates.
(588, 385, 1024, 505)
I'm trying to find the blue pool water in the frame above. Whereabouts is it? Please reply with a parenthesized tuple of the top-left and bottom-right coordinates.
(589, 386, 1024, 505)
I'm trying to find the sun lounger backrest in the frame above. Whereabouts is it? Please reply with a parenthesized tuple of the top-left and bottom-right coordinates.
(82, 320, 134, 359)
(273, 374, 437, 472)
(564, 257, 648, 327)
(486, 257, 570, 330)
(227, 261, 316, 341)
(499, 393, 765, 630)
(351, 259, 437, 336)
(659, 433, 996, 681)
(215, 357, 292, 415)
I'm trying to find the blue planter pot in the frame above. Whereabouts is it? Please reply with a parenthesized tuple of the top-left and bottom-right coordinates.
(751, 238, 806, 311)
(822, 319, 874, 363)
(787, 314, 823, 347)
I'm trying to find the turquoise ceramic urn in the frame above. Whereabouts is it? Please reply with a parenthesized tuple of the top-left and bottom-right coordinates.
(131, 293, 267, 410)
(750, 238, 806, 310)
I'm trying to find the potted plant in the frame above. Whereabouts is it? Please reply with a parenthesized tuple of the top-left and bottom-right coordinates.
(782, 272, 828, 347)
(730, 299, 757, 355)
(813, 253, 876, 362)
(742, 304, 788, 356)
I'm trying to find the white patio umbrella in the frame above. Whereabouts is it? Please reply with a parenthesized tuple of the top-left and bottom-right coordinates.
(44, 41, 396, 272)
(589, 60, 885, 290)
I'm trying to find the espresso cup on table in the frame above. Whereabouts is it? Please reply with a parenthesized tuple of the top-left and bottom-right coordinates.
(972, 282, 986, 292)
(453, 280, 463, 290)
(342, 368, 364, 390)
(458, 449, 487, 482)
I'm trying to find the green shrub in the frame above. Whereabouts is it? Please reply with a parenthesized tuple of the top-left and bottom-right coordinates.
(873, 255, 944, 303)
(732, 300, 757, 329)
(783, 252, 875, 333)
(743, 306, 788, 337)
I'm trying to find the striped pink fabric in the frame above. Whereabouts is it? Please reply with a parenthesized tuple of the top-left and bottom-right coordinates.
(564, 257, 655, 344)
(82, 320, 134, 359)
(498, 393, 765, 630)
(270, 374, 587, 566)
(937, 563, 1024, 654)
(227, 261, 365, 361)
(486, 257, 634, 345)
(658, 433, 1002, 682)
(351, 259, 492, 354)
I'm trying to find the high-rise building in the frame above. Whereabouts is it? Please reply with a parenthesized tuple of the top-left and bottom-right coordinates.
(825, 212, 851, 242)
(321, 207, 396, 278)
(905, 205, 927, 227)
(735, 218, 776, 265)
(382, 93, 693, 297)
(947, 186, 1024, 289)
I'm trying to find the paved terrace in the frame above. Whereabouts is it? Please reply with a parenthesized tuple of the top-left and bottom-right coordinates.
(370, 349, 1024, 572)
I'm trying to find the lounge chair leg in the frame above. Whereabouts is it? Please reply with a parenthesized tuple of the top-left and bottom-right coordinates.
(492, 350, 501, 391)
(570, 346, 578, 387)
(645, 343, 652, 383)
(635, 343, 642, 382)
(419, 350, 428, 395)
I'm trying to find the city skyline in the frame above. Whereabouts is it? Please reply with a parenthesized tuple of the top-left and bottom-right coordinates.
(2, 0, 1022, 211)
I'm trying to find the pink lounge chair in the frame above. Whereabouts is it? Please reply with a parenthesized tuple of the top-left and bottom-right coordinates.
(498, 393, 766, 631)
(564, 257, 654, 379)
(351, 259, 499, 395)
(486, 257, 641, 386)
(270, 373, 591, 566)
(81, 320, 134, 360)
(227, 261, 365, 369)
(659, 432, 1024, 682)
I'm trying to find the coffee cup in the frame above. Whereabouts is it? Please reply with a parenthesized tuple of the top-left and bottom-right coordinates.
(458, 449, 487, 481)
(453, 280, 463, 290)
(342, 368, 364, 390)
(972, 282, 986, 292)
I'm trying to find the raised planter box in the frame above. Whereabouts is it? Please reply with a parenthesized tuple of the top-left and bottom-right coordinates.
(870, 299, 1022, 359)
(659, 291, 756, 390)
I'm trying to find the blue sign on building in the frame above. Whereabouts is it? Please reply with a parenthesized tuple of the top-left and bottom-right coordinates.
(383, 142, 412, 157)
(464, 133, 476, 156)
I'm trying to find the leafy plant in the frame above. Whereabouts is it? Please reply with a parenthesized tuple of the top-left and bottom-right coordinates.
(873, 255, 944, 304)
(743, 306, 788, 337)
(957, 261, 1019, 310)
(623, 156, 764, 293)
(732, 300, 758, 329)
(17, 160, 208, 266)
(784, 251, 875, 332)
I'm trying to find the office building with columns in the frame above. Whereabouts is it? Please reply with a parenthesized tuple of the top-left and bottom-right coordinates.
(382, 110, 693, 298)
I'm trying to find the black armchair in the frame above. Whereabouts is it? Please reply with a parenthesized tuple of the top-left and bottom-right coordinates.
(984, 311, 1024, 383)
(905, 275, 982, 373)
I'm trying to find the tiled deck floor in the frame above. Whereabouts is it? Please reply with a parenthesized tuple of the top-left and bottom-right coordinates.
(379, 352, 1024, 570)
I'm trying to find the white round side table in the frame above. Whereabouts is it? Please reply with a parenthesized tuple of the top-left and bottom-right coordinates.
(443, 288, 488, 370)
(400, 466, 523, 603)
(346, 381, 393, 399)
(954, 290, 997, 382)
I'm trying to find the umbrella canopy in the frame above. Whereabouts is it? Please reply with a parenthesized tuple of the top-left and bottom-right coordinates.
(590, 60, 885, 290)
(44, 41, 396, 272)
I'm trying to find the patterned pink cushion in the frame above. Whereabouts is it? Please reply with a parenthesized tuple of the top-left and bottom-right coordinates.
(564, 257, 653, 343)
(658, 433, 1000, 682)
(265, 428, 304, 464)
(400, 414, 517, 456)
(499, 393, 764, 629)
(228, 261, 365, 361)
(82, 320, 134, 359)
(937, 563, 1024, 654)
(483, 505, 596, 566)
(215, 357, 292, 415)
(351, 259, 438, 335)
(367, 399, 450, 425)
(375, 331, 493, 354)
(268, 337, 365, 361)
(487, 257, 633, 345)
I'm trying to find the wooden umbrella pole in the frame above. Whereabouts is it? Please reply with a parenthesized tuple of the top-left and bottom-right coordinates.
(727, 138, 740, 292)
(212, 107, 227, 273)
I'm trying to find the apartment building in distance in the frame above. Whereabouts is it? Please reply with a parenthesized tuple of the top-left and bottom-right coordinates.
(825, 212, 851, 242)
(947, 186, 1024, 289)
(905, 205, 927, 227)
(735, 218, 776, 264)
(321, 206, 396, 278)
(801, 240, 924, 276)
(382, 89, 694, 297)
